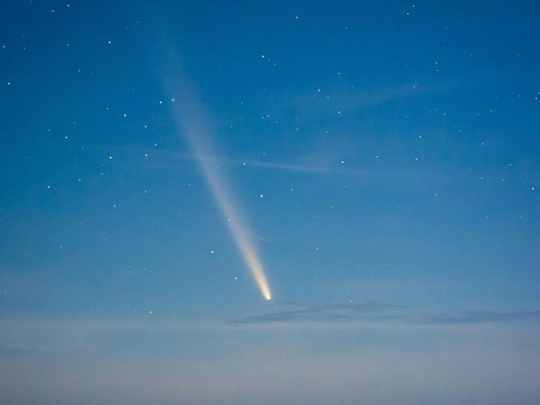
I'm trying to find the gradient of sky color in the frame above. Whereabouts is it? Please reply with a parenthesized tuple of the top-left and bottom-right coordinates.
(1, 1, 540, 404)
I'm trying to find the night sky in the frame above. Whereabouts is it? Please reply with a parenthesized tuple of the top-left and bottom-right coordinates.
(1, 1, 540, 403)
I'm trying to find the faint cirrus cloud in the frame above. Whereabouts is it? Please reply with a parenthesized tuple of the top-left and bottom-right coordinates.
(230, 302, 406, 325)
(423, 310, 540, 325)
(230, 302, 540, 327)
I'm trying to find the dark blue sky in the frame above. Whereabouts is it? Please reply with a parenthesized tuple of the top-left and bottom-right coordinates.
(1, 1, 540, 403)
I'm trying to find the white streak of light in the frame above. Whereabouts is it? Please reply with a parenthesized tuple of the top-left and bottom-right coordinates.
(165, 71, 271, 301)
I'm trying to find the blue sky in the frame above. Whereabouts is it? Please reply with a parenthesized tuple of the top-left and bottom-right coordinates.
(1, 1, 540, 403)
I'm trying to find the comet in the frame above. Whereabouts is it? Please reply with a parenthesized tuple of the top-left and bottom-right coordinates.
(162, 64, 272, 301)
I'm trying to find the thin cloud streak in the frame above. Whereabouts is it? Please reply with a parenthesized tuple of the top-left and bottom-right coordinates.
(230, 303, 540, 327)
(145, 150, 420, 179)
(424, 310, 540, 325)
(230, 302, 406, 325)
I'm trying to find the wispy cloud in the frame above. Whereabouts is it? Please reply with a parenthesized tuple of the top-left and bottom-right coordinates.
(135, 150, 417, 179)
(230, 158, 414, 178)
(230, 303, 540, 328)
(423, 310, 540, 325)
(268, 80, 465, 118)
(230, 302, 406, 325)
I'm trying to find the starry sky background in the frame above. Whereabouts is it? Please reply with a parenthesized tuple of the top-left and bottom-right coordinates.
(1, 1, 540, 404)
